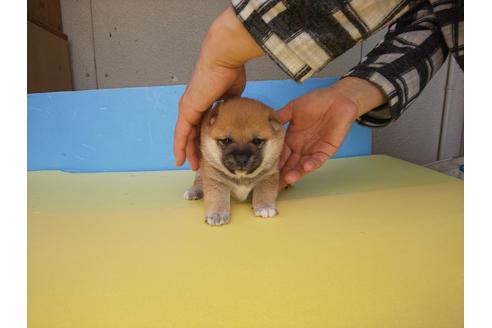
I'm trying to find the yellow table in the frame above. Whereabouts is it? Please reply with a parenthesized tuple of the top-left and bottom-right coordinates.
(28, 155, 463, 327)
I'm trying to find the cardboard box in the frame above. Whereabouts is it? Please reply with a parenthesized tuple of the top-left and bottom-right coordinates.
(28, 20, 73, 93)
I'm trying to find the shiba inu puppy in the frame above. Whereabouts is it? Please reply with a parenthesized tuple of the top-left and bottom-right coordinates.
(184, 98, 285, 226)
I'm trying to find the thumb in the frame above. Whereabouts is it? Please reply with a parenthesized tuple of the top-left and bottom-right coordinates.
(276, 101, 294, 124)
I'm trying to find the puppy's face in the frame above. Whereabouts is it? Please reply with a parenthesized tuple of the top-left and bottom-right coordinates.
(201, 98, 284, 177)
(218, 135, 263, 174)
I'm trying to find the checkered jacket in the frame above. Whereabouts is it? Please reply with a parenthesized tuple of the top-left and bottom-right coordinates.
(231, 0, 464, 127)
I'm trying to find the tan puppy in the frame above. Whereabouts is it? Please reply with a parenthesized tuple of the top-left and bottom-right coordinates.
(184, 97, 285, 226)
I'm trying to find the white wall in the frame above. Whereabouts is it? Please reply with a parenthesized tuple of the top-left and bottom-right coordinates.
(60, 0, 464, 165)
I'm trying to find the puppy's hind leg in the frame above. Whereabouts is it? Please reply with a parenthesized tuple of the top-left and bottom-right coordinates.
(252, 173, 279, 218)
(183, 171, 204, 200)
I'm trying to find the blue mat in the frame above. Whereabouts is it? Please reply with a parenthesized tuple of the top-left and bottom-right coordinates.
(27, 78, 371, 172)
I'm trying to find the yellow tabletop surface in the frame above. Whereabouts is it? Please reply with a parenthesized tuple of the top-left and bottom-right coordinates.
(28, 155, 463, 328)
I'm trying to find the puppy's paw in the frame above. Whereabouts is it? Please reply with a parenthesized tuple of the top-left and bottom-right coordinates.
(183, 187, 203, 200)
(254, 205, 278, 218)
(205, 212, 230, 226)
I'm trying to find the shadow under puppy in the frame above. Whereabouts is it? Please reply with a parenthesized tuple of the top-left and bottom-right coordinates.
(184, 97, 285, 226)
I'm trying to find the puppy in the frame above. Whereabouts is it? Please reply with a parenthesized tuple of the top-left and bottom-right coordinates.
(184, 97, 285, 226)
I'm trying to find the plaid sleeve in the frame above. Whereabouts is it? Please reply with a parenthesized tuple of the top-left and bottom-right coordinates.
(431, 0, 463, 69)
(231, 0, 419, 82)
(344, 0, 450, 127)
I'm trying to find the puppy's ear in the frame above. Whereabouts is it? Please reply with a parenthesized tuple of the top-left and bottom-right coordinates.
(269, 113, 282, 132)
(209, 108, 218, 125)
(208, 100, 223, 125)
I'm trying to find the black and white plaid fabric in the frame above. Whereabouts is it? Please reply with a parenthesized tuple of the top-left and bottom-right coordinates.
(231, 0, 464, 127)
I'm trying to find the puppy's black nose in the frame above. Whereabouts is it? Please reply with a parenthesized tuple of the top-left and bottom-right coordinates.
(233, 152, 250, 167)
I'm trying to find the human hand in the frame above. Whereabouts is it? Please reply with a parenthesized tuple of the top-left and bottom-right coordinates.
(277, 77, 386, 190)
(173, 7, 264, 170)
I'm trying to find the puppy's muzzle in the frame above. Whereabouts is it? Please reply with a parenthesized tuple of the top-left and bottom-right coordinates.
(232, 150, 252, 170)
(222, 148, 260, 174)
(233, 151, 251, 168)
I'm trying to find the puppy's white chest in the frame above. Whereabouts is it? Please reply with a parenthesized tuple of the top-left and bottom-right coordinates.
(231, 184, 253, 201)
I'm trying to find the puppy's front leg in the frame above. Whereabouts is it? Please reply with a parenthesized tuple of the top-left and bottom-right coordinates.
(252, 173, 279, 218)
(203, 179, 231, 226)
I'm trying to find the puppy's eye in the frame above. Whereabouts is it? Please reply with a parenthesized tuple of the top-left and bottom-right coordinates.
(218, 137, 233, 146)
(251, 137, 265, 146)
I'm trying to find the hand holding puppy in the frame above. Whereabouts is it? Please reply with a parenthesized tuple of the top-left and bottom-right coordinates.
(277, 77, 386, 190)
(174, 8, 264, 171)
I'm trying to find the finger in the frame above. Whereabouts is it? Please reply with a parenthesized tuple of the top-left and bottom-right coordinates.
(278, 151, 301, 191)
(280, 152, 300, 178)
(276, 101, 294, 124)
(301, 151, 330, 172)
(283, 155, 310, 185)
(186, 128, 200, 171)
(278, 147, 293, 191)
(280, 152, 304, 186)
(278, 178, 289, 191)
(284, 168, 302, 185)
(278, 144, 292, 170)
(173, 117, 192, 166)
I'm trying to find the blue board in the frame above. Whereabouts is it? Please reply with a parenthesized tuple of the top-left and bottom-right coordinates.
(27, 78, 371, 172)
